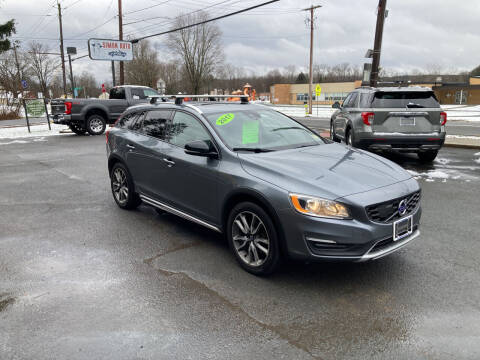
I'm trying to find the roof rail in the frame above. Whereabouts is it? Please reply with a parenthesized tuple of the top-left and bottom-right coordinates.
(149, 94, 249, 105)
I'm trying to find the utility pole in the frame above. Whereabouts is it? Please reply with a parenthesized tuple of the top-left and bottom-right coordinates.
(370, 0, 387, 87)
(68, 54, 75, 97)
(57, 1, 67, 96)
(12, 43, 22, 97)
(303, 4, 321, 115)
(118, 0, 124, 85)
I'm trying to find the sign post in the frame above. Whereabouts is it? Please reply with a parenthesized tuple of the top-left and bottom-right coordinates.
(315, 85, 322, 117)
(23, 98, 50, 132)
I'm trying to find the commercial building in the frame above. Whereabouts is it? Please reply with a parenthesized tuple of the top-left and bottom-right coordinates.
(433, 77, 480, 105)
(270, 75, 480, 105)
(270, 81, 362, 105)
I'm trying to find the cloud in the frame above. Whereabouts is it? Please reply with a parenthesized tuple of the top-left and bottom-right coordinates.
(1, 0, 478, 82)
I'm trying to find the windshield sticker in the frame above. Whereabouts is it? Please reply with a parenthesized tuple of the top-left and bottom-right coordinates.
(216, 113, 235, 125)
(242, 121, 259, 144)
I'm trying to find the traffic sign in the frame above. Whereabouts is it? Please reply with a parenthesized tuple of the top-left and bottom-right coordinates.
(315, 85, 322, 96)
(21, 80, 28, 89)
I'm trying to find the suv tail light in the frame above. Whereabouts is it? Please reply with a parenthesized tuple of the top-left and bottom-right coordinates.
(64, 101, 72, 115)
(361, 112, 374, 126)
(105, 128, 110, 144)
(440, 111, 447, 126)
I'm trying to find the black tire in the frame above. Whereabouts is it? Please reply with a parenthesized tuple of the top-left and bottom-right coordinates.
(69, 123, 86, 135)
(346, 127, 355, 147)
(227, 202, 281, 276)
(418, 150, 438, 163)
(330, 120, 340, 142)
(86, 113, 107, 135)
(110, 162, 141, 210)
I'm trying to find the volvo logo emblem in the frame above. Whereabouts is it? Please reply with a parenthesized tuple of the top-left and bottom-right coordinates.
(398, 199, 407, 216)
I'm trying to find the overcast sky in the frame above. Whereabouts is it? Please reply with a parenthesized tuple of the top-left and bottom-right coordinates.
(1, 0, 479, 83)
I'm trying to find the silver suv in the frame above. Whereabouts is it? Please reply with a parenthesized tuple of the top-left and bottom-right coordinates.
(330, 87, 446, 162)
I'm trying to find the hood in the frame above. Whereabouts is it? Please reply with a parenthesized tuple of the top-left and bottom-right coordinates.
(238, 143, 411, 199)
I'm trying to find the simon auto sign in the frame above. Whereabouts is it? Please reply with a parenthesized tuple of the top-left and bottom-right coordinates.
(88, 38, 133, 61)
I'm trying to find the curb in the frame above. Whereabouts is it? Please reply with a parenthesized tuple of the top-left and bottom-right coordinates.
(443, 142, 480, 150)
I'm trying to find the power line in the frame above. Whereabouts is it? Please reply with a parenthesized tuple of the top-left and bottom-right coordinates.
(123, 0, 242, 39)
(131, 0, 280, 43)
(123, 0, 172, 16)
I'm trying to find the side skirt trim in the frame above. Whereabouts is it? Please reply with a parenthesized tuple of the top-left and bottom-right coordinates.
(139, 194, 222, 233)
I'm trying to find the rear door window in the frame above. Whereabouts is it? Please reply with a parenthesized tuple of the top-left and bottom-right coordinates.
(141, 110, 172, 140)
(131, 87, 159, 100)
(342, 93, 353, 108)
(371, 91, 440, 108)
(359, 93, 372, 108)
(130, 112, 146, 132)
(118, 112, 137, 128)
(110, 87, 126, 99)
(345, 93, 358, 108)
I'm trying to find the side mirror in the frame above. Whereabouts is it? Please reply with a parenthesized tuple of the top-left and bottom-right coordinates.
(332, 101, 341, 109)
(185, 140, 218, 158)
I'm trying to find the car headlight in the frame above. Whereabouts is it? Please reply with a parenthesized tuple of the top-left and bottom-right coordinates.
(289, 194, 351, 219)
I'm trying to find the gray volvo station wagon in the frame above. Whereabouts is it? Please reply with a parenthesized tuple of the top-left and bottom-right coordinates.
(106, 98, 421, 275)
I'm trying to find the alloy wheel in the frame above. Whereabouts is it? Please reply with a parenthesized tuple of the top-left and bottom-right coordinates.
(90, 117, 104, 133)
(232, 211, 270, 267)
(112, 167, 128, 205)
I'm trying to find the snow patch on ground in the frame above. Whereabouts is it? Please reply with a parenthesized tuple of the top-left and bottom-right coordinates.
(269, 104, 480, 122)
(0, 123, 70, 140)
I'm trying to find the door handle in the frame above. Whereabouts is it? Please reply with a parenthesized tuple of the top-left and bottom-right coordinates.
(163, 158, 175, 166)
(126, 144, 135, 149)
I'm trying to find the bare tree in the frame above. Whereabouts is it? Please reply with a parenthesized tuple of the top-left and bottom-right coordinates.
(124, 40, 161, 88)
(0, 46, 29, 119)
(167, 11, 223, 94)
(283, 65, 297, 83)
(74, 71, 99, 98)
(27, 41, 56, 96)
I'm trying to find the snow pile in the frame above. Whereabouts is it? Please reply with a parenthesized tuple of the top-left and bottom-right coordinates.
(270, 105, 335, 118)
(0, 123, 70, 140)
(266, 103, 480, 122)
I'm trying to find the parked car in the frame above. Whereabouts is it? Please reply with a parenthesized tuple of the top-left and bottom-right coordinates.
(106, 99, 421, 275)
(51, 85, 159, 135)
(330, 86, 446, 162)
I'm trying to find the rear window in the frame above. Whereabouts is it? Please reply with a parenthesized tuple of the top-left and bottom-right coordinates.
(371, 91, 440, 108)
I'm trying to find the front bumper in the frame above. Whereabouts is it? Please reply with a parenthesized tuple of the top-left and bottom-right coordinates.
(278, 179, 422, 262)
(356, 132, 446, 152)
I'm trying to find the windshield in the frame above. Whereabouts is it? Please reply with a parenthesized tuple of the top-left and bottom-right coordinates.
(204, 108, 325, 151)
(371, 91, 440, 108)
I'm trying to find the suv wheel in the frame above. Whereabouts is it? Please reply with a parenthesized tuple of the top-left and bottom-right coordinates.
(330, 121, 340, 142)
(418, 150, 438, 163)
(86, 114, 106, 135)
(69, 123, 85, 135)
(110, 163, 141, 210)
(227, 202, 281, 275)
(346, 128, 355, 147)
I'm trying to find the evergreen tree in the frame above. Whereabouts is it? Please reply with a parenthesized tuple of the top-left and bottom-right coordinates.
(296, 72, 307, 83)
(471, 65, 480, 77)
(0, 20, 15, 53)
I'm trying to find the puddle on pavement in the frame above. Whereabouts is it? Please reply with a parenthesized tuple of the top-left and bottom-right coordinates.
(383, 152, 480, 183)
(0, 294, 15, 312)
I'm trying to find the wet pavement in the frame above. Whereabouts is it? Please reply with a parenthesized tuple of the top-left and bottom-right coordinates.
(1, 135, 479, 359)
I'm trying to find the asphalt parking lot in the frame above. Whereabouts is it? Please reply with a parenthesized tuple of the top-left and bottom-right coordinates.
(1, 134, 479, 359)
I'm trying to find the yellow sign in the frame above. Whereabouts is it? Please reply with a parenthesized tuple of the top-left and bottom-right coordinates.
(315, 85, 322, 96)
